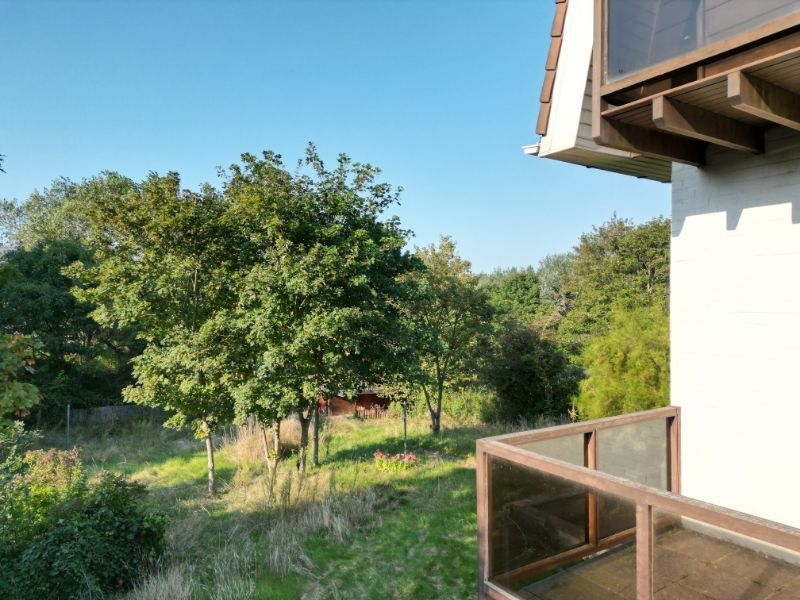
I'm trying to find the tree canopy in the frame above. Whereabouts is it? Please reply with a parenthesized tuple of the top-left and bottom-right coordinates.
(402, 236, 493, 434)
(0, 239, 137, 419)
(68, 172, 238, 495)
(225, 146, 419, 468)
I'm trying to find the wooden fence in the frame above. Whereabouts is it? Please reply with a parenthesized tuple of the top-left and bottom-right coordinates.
(69, 405, 166, 425)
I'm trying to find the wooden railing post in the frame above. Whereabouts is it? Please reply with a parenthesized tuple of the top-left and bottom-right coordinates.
(636, 503, 654, 600)
(666, 411, 681, 494)
(585, 430, 599, 547)
(476, 443, 491, 598)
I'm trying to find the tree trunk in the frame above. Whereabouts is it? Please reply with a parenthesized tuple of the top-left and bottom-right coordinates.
(263, 419, 281, 505)
(297, 413, 311, 473)
(205, 431, 216, 497)
(421, 384, 441, 436)
(260, 422, 271, 463)
(272, 419, 282, 466)
(402, 399, 408, 455)
(430, 411, 441, 436)
(432, 382, 444, 436)
(312, 403, 321, 467)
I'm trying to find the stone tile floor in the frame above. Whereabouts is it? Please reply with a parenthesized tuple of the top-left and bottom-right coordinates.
(518, 528, 800, 600)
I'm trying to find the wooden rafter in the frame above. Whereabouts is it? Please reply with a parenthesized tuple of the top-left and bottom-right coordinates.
(652, 96, 764, 154)
(594, 117, 706, 166)
(728, 71, 800, 132)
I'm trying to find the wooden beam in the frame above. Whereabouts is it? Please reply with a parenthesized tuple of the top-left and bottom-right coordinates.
(652, 96, 764, 153)
(666, 412, 681, 495)
(636, 504, 654, 600)
(728, 71, 800, 131)
(585, 431, 599, 546)
(594, 117, 706, 166)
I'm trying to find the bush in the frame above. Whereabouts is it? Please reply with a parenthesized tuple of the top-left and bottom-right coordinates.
(484, 324, 579, 422)
(0, 444, 167, 599)
(575, 303, 669, 419)
(374, 449, 418, 472)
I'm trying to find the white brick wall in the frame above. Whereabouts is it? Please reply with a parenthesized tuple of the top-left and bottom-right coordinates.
(672, 129, 800, 529)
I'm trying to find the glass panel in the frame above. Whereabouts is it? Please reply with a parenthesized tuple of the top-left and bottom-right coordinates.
(519, 434, 584, 466)
(598, 494, 636, 540)
(606, 0, 800, 82)
(653, 511, 800, 598)
(490, 456, 587, 579)
(489, 456, 637, 598)
(597, 419, 668, 489)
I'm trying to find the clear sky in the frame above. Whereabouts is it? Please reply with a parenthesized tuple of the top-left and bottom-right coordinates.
(0, 0, 669, 273)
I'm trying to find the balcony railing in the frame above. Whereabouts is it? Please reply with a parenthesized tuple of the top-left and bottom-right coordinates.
(476, 407, 800, 599)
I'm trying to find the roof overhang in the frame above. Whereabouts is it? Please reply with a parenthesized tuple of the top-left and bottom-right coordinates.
(529, 0, 672, 183)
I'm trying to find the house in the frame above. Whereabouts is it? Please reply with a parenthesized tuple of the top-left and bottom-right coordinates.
(319, 387, 390, 418)
(478, 2, 800, 598)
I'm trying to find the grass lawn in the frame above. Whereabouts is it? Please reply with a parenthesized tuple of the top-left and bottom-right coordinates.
(40, 416, 511, 599)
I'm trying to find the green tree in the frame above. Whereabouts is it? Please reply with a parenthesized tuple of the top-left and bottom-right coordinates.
(575, 303, 669, 419)
(559, 216, 670, 348)
(1, 179, 87, 251)
(537, 252, 575, 316)
(225, 146, 418, 471)
(481, 267, 541, 324)
(484, 323, 579, 422)
(0, 334, 40, 425)
(403, 236, 492, 435)
(0, 239, 138, 420)
(68, 172, 237, 495)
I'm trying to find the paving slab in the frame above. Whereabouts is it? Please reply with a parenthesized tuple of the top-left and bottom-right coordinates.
(517, 528, 800, 600)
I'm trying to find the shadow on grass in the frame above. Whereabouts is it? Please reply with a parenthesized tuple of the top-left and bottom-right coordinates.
(324, 420, 507, 466)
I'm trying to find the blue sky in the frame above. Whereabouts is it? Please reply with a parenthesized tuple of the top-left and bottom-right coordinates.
(0, 0, 669, 273)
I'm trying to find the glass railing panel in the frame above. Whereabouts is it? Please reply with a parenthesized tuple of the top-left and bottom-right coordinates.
(598, 494, 637, 541)
(652, 510, 800, 598)
(519, 434, 584, 466)
(597, 419, 668, 489)
(490, 456, 587, 580)
(489, 456, 637, 598)
(606, 0, 800, 83)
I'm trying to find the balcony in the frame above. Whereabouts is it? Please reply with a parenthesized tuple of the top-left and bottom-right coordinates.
(476, 407, 800, 599)
(592, 1, 800, 164)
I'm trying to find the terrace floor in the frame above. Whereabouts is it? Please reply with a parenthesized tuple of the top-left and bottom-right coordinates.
(518, 528, 800, 600)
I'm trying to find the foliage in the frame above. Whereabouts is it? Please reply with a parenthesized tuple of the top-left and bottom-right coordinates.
(67, 171, 238, 493)
(481, 266, 541, 324)
(0, 178, 88, 251)
(484, 323, 579, 422)
(0, 239, 138, 419)
(575, 303, 669, 419)
(224, 145, 419, 469)
(0, 448, 167, 599)
(0, 333, 40, 424)
(559, 216, 670, 348)
(402, 236, 493, 434)
(0, 421, 39, 482)
(536, 252, 575, 316)
(373, 449, 418, 471)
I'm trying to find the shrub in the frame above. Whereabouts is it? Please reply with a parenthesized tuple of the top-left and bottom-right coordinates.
(0, 446, 167, 599)
(575, 303, 669, 419)
(484, 324, 580, 422)
(374, 449, 418, 472)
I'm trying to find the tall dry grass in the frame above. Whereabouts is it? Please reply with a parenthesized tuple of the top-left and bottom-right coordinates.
(127, 421, 378, 599)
